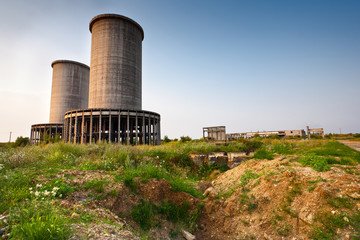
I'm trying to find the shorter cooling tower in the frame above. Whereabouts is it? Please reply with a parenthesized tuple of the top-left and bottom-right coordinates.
(50, 60, 89, 123)
(30, 60, 89, 145)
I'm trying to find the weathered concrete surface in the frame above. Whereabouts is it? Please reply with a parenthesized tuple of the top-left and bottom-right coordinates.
(89, 14, 143, 110)
(189, 152, 248, 168)
(338, 140, 360, 152)
(49, 60, 89, 123)
(189, 154, 207, 166)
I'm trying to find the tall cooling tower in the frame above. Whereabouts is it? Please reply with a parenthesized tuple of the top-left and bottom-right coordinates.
(49, 60, 89, 123)
(88, 14, 143, 110)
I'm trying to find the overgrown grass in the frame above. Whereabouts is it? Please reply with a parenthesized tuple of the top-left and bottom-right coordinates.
(0, 169, 33, 213)
(1, 139, 359, 238)
(272, 143, 294, 155)
(116, 160, 201, 198)
(131, 199, 203, 232)
(8, 201, 71, 240)
(310, 211, 356, 239)
(84, 180, 108, 193)
(298, 153, 330, 172)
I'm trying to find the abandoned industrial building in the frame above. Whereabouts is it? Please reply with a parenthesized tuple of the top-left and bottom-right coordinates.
(203, 126, 324, 141)
(30, 14, 161, 145)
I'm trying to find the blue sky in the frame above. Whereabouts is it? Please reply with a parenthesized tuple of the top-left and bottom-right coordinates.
(0, 0, 359, 141)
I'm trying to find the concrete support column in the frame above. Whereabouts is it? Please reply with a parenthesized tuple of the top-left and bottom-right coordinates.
(142, 114, 145, 145)
(90, 110, 93, 143)
(109, 110, 112, 142)
(68, 116, 72, 143)
(149, 116, 152, 145)
(118, 111, 121, 143)
(81, 112, 84, 144)
(135, 112, 138, 145)
(156, 117, 161, 145)
(74, 112, 78, 144)
(63, 120, 66, 142)
(126, 112, 130, 145)
(99, 110, 102, 142)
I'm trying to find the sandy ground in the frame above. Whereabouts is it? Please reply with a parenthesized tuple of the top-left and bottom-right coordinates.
(338, 140, 360, 152)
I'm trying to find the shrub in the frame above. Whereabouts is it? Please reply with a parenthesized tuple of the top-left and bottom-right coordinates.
(244, 140, 263, 154)
(253, 148, 274, 160)
(163, 135, 171, 143)
(158, 201, 189, 222)
(180, 136, 192, 143)
(272, 143, 294, 155)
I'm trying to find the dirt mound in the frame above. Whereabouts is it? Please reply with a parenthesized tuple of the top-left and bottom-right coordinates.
(112, 178, 198, 217)
(195, 157, 360, 239)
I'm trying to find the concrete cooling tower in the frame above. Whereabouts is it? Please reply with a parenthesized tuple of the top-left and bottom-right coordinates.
(88, 14, 143, 110)
(30, 60, 90, 145)
(50, 60, 89, 123)
(30, 13, 160, 145)
(62, 14, 161, 145)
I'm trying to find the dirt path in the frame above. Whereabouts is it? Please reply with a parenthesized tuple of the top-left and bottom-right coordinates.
(338, 140, 360, 152)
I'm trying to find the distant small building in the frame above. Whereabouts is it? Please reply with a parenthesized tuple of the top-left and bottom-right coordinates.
(203, 126, 308, 141)
(203, 126, 226, 141)
(226, 130, 305, 140)
(284, 129, 306, 138)
(306, 126, 324, 138)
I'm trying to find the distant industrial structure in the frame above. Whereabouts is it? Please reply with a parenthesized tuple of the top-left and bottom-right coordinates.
(203, 126, 324, 141)
(30, 14, 161, 145)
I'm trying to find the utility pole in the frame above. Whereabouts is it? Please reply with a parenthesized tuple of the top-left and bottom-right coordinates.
(9, 131, 12, 142)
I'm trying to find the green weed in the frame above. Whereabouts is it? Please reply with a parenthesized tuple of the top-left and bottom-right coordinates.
(241, 170, 260, 186)
(253, 148, 274, 160)
(298, 153, 330, 172)
(158, 201, 189, 222)
(117, 161, 201, 198)
(84, 180, 108, 193)
(272, 143, 294, 155)
(327, 196, 354, 209)
(310, 212, 351, 239)
(132, 199, 155, 230)
(8, 201, 71, 240)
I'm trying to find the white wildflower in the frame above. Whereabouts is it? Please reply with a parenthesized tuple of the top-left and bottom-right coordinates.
(51, 191, 57, 196)
(59, 194, 63, 198)
(35, 191, 39, 196)
(36, 184, 42, 188)
(52, 187, 59, 191)
(0, 164, 4, 170)
(43, 190, 50, 196)
(30, 191, 33, 194)
(343, 216, 349, 222)
(29, 187, 33, 191)
(331, 210, 336, 215)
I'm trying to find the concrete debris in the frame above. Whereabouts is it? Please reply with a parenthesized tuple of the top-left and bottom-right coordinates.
(204, 187, 218, 198)
(182, 230, 196, 240)
(189, 152, 249, 169)
(264, 232, 273, 240)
